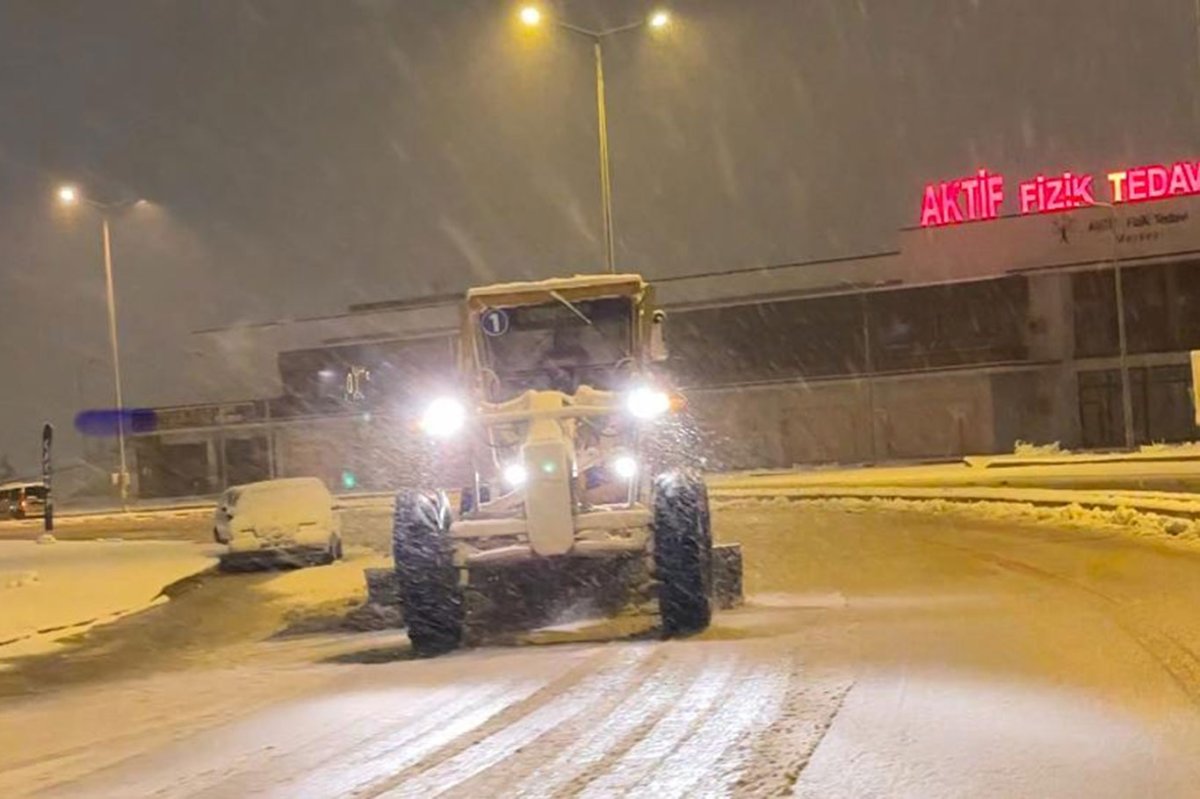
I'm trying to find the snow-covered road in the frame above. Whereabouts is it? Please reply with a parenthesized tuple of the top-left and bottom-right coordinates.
(5, 503, 1200, 797)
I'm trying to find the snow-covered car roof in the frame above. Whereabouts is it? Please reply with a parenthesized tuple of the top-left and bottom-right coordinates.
(0, 480, 44, 492)
(466, 274, 646, 309)
(222, 476, 329, 498)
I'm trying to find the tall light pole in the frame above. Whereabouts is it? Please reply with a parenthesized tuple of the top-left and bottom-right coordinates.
(520, 6, 671, 274)
(57, 185, 145, 509)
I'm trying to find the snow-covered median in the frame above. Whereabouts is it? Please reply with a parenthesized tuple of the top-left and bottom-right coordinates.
(715, 494, 1200, 545)
(710, 445, 1200, 493)
(0, 540, 216, 663)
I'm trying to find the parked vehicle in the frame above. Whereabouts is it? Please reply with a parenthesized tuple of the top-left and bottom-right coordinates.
(0, 481, 48, 520)
(214, 477, 343, 569)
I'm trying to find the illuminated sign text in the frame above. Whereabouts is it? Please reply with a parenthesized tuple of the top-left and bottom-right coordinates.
(920, 159, 1200, 228)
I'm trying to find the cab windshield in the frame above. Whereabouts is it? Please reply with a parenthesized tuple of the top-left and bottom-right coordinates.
(477, 296, 634, 400)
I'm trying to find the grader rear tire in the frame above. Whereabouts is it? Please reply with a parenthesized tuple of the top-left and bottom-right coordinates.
(392, 490, 463, 656)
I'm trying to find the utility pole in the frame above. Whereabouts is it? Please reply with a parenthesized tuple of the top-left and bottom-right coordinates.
(57, 185, 146, 508)
(519, 7, 672, 274)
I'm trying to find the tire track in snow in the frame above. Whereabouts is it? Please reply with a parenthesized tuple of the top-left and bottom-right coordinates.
(66, 682, 534, 799)
(730, 670, 854, 797)
(247, 684, 482, 793)
(368, 647, 653, 797)
(477, 650, 696, 797)
(573, 657, 740, 797)
(205, 681, 535, 799)
(174, 686, 462, 796)
(634, 664, 789, 797)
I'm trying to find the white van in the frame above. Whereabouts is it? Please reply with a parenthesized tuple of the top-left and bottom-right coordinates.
(214, 477, 343, 567)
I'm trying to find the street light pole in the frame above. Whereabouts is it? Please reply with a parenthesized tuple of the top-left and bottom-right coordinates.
(100, 217, 130, 508)
(522, 8, 670, 275)
(593, 39, 616, 274)
(57, 186, 143, 509)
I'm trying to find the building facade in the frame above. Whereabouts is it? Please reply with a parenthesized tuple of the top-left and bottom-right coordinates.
(131, 195, 1200, 497)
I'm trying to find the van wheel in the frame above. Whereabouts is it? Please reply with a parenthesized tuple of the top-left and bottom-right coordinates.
(309, 535, 342, 567)
(653, 472, 713, 637)
(393, 490, 462, 656)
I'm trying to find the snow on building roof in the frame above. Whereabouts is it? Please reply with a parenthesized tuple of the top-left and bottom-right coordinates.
(466, 273, 646, 303)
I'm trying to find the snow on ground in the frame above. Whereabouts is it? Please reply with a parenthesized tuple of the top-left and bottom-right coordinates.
(9, 503, 1200, 797)
(255, 548, 392, 627)
(711, 447, 1200, 493)
(0, 540, 216, 662)
(0, 509, 212, 543)
(714, 492, 1200, 550)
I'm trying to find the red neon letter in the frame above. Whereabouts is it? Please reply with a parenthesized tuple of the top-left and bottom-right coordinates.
(940, 181, 964, 224)
(920, 185, 943, 227)
(1045, 176, 1066, 211)
(1185, 162, 1200, 193)
(1169, 163, 1192, 196)
(1107, 171, 1128, 203)
(1019, 180, 1038, 214)
(960, 176, 980, 219)
(985, 174, 1004, 218)
(1147, 165, 1169, 199)
(1127, 167, 1147, 201)
(1072, 174, 1095, 206)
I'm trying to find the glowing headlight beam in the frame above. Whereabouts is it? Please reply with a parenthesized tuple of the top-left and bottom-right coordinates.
(420, 397, 466, 438)
(613, 455, 638, 480)
(503, 463, 528, 487)
(626, 386, 671, 420)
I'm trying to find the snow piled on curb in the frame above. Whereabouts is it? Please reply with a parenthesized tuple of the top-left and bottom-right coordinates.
(0, 541, 216, 664)
(713, 495, 1200, 544)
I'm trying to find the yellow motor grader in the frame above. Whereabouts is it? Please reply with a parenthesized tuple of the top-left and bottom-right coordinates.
(392, 274, 739, 656)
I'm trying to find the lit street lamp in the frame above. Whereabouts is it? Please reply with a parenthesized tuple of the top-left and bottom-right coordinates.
(519, 6, 671, 274)
(57, 185, 146, 509)
(519, 5, 541, 26)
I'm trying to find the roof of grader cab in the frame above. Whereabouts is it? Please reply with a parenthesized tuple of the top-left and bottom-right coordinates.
(464, 274, 647, 311)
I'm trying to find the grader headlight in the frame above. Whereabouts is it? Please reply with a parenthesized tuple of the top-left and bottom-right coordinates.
(612, 454, 639, 480)
(420, 397, 466, 438)
(626, 386, 671, 420)
(503, 463, 529, 487)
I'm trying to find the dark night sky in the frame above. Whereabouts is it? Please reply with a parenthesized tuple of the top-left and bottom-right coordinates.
(0, 0, 1197, 472)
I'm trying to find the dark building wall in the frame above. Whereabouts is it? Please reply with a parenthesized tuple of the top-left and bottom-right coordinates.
(275, 336, 457, 416)
(990, 371, 1063, 454)
(137, 256, 1200, 495)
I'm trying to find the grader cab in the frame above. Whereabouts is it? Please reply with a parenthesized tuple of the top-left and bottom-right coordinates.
(391, 274, 736, 656)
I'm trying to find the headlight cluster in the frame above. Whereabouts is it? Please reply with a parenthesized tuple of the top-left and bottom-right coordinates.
(419, 385, 671, 440)
(625, 386, 670, 420)
(502, 455, 636, 488)
(420, 397, 466, 438)
(502, 463, 528, 487)
(612, 454, 638, 479)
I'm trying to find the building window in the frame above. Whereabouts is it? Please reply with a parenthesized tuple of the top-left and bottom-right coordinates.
(276, 337, 455, 415)
(1072, 270, 1119, 358)
(1077, 365, 1193, 448)
(1074, 261, 1200, 359)
(867, 277, 1028, 372)
(669, 294, 866, 386)
(670, 276, 1029, 388)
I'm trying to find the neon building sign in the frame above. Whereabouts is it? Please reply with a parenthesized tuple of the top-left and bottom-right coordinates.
(919, 159, 1200, 227)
